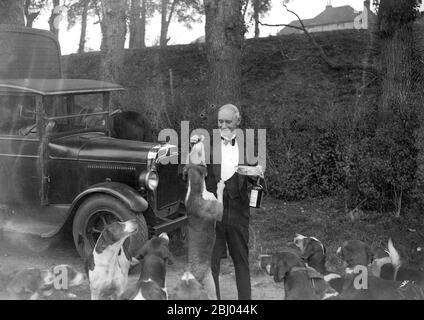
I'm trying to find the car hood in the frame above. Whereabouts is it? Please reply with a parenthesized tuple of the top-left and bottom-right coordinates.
(48, 132, 157, 164)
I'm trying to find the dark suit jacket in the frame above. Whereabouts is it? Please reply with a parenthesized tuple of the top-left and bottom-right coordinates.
(205, 132, 261, 225)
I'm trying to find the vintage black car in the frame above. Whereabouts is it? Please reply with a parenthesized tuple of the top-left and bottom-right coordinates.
(0, 78, 187, 257)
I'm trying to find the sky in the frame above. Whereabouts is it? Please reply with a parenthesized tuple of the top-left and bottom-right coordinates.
(32, 0, 424, 55)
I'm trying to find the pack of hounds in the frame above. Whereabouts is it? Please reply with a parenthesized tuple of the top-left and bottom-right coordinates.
(5, 163, 424, 299)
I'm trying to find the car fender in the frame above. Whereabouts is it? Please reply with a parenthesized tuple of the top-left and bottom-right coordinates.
(70, 182, 148, 216)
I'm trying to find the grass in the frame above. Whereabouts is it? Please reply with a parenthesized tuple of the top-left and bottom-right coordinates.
(249, 196, 424, 274)
(165, 195, 424, 278)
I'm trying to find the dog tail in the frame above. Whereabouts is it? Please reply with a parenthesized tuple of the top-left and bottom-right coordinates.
(385, 238, 402, 280)
(386, 238, 401, 269)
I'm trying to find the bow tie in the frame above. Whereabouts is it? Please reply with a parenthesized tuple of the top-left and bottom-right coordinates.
(221, 136, 236, 146)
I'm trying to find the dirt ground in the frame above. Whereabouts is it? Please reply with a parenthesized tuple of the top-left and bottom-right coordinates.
(0, 212, 284, 300)
(1, 196, 424, 300)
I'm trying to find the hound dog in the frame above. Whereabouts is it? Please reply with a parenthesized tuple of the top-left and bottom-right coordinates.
(336, 269, 424, 300)
(172, 271, 209, 300)
(336, 240, 375, 272)
(293, 234, 328, 275)
(184, 164, 224, 300)
(86, 220, 138, 300)
(336, 240, 424, 299)
(261, 251, 339, 300)
(294, 234, 343, 293)
(336, 239, 410, 277)
(6, 265, 86, 300)
(346, 238, 424, 286)
(120, 232, 173, 300)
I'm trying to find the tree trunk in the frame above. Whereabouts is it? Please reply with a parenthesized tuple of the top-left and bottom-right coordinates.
(78, 0, 90, 53)
(129, 0, 141, 48)
(25, 13, 40, 27)
(160, 0, 176, 47)
(204, 0, 245, 122)
(129, 0, 147, 48)
(377, 0, 416, 114)
(379, 25, 414, 113)
(160, 0, 168, 47)
(0, 0, 25, 25)
(48, 0, 60, 38)
(413, 10, 424, 205)
(24, 0, 40, 27)
(139, 0, 147, 48)
(253, 0, 260, 38)
(100, 0, 128, 83)
(376, 0, 419, 213)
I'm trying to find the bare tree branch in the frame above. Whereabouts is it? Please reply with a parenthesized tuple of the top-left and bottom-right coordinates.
(242, 0, 249, 20)
(258, 21, 303, 31)
(258, 2, 380, 76)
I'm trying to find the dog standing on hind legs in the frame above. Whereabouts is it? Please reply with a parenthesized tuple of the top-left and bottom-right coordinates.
(184, 164, 224, 300)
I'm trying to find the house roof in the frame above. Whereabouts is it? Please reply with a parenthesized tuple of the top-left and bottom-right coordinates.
(0, 78, 124, 96)
(278, 19, 315, 35)
(278, 5, 363, 35)
(313, 5, 359, 26)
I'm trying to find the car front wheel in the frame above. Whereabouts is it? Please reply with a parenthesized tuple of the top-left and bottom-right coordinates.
(72, 194, 148, 259)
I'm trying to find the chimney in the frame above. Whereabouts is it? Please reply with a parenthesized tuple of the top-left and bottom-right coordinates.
(326, 0, 332, 9)
(364, 0, 370, 10)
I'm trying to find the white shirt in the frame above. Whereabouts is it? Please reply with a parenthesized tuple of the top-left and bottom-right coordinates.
(220, 139, 239, 182)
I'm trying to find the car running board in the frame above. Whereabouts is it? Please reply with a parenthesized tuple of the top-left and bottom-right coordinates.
(0, 204, 70, 238)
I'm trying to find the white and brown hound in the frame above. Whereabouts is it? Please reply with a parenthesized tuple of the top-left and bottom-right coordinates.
(86, 220, 138, 300)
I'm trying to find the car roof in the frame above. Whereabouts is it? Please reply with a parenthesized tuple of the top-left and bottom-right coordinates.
(0, 78, 124, 96)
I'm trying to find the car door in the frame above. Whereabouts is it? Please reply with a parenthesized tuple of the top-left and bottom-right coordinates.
(0, 95, 41, 204)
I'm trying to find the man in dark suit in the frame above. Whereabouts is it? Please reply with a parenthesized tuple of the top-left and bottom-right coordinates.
(205, 104, 262, 300)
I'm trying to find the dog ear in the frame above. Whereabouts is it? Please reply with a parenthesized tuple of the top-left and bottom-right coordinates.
(134, 240, 150, 260)
(272, 259, 288, 283)
(274, 262, 287, 283)
(164, 247, 175, 265)
(336, 246, 344, 260)
(181, 165, 188, 181)
(159, 232, 170, 245)
(122, 238, 132, 261)
(95, 227, 114, 253)
(366, 245, 375, 264)
(302, 238, 314, 259)
(85, 253, 95, 273)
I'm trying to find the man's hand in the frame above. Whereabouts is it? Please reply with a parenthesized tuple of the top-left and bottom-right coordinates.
(255, 165, 264, 178)
(188, 135, 206, 165)
(190, 134, 204, 144)
(236, 165, 264, 177)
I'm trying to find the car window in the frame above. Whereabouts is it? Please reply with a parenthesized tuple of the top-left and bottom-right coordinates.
(74, 94, 106, 130)
(0, 96, 36, 136)
(44, 94, 107, 133)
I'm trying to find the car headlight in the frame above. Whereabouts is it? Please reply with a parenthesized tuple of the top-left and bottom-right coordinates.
(139, 170, 159, 191)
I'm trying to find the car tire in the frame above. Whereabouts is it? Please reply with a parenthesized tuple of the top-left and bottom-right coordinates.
(72, 194, 148, 259)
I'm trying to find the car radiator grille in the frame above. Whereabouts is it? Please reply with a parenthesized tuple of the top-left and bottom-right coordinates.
(156, 164, 184, 210)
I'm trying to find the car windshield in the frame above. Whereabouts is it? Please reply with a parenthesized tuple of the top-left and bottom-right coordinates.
(44, 93, 107, 133)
